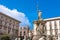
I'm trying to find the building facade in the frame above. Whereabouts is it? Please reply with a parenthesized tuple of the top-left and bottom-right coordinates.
(44, 17, 60, 40)
(20, 26, 33, 40)
(33, 11, 60, 40)
(0, 12, 20, 39)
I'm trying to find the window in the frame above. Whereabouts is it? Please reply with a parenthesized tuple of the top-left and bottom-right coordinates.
(9, 23, 11, 26)
(6, 18, 7, 20)
(13, 21, 15, 25)
(0, 25, 2, 29)
(20, 32, 22, 36)
(5, 22, 7, 26)
(0, 20, 2, 24)
(4, 26, 7, 30)
(10, 20, 11, 22)
(15, 30, 18, 34)
(20, 27, 22, 30)
(8, 27, 11, 34)
(24, 31, 25, 35)
(1, 16, 3, 18)
(5, 18, 8, 23)
(0, 21, 2, 25)
(55, 21, 58, 35)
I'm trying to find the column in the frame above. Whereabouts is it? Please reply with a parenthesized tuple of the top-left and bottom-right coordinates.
(56, 20, 60, 40)
(46, 22, 50, 35)
(51, 21, 55, 35)
(51, 21, 56, 40)
(45, 22, 50, 40)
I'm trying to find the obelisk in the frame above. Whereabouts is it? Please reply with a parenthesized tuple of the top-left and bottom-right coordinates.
(32, 10, 42, 40)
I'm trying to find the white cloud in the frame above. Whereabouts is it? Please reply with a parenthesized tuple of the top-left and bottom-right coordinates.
(0, 5, 31, 27)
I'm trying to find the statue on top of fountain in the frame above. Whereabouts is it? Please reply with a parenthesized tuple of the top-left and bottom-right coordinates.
(33, 9, 46, 40)
(38, 10, 42, 20)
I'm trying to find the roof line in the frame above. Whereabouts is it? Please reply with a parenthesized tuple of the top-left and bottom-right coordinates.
(0, 12, 21, 23)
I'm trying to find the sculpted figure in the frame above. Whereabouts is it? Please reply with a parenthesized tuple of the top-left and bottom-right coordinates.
(38, 10, 42, 20)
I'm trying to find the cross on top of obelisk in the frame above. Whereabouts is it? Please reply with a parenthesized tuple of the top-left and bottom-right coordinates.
(36, 1, 42, 20)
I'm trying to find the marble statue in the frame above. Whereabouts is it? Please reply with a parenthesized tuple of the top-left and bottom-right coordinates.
(38, 10, 42, 20)
(33, 10, 46, 40)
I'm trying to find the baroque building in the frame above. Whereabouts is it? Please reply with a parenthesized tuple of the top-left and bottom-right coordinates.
(44, 17, 60, 40)
(20, 26, 33, 40)
(33, 10, 60, 40)
(0, 12, 20, 40)
(20, 26, 29, 40)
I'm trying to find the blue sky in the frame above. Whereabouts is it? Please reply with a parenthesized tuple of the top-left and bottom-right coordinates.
(0, 0, 60, 30)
